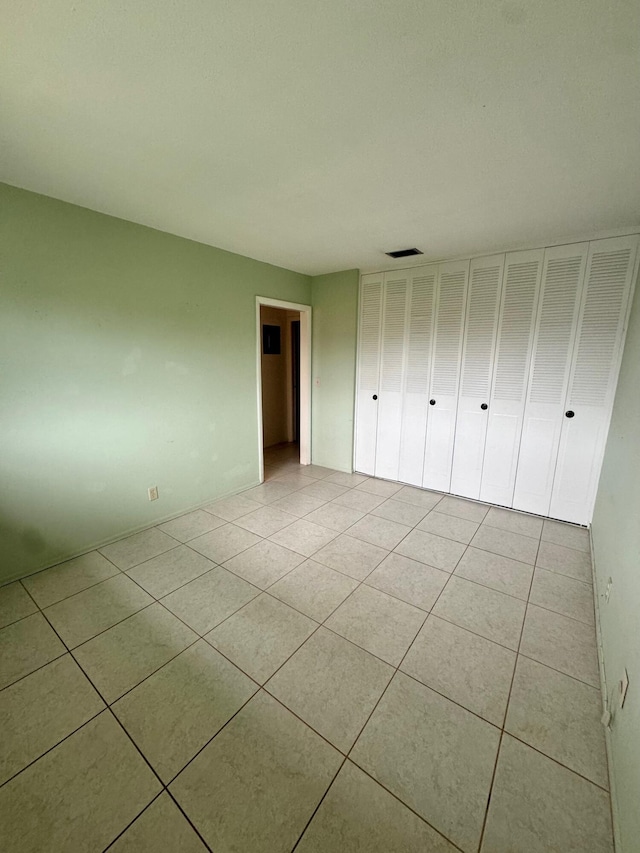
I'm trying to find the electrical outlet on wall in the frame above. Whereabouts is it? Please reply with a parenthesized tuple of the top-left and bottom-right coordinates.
(148, 486, 159, 501)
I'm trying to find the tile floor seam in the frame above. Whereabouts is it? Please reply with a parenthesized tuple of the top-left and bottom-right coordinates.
(340, 759, 468, 853)
(524, 598, 597, 628)
(129, 556, 222, 601)
(516, 650, 600, 690)
(396, 667, 503, 733)
(32, 579, 223, 719)
(288, 755, 349, 853)
(17, 512, 549, 610)
(261, 570, 360, 627)
(359, 578, 434, 613)
(206, 600, 317, 671)
(0, 703, 106, 792)
(148, 564, 263, 626)
(476, 522, 543, 851)
(1, 599, 181, 813)
(502, 728, 611, 794)
(25, 611, 202, 850)
(455, 541, 536, 569)
(481, 521, 542, 541)
(417, 601, 524, 655)
(533, 564, 594, 588)
(260, 688, 352, 758)
(2, 453, 606, 853)
(99, 790, 166, 852)
(447, 568, 532, 603)
(163, 788, 216, 853)
(59, 600, 159, 651)
(17, 569, 122, 612)
(158, 687, 260, 788)
(540, 537, 592, 554)
(3, 554, 125, 596)
(315, 562, 464, 848)
(342, 665, 467, 853)
(383, 558, 461, 694)
(0, 649, 71, 694)
(101, 702, 217, 852)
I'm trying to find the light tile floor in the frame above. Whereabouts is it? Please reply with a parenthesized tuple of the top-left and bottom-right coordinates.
(0, 443, 612, 852)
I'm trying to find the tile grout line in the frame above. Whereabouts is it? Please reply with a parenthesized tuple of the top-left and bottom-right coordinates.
(476, 522, 543, 851)
(3, 504, 594, 697)
(2, 461, 603, 852)
(29, 585, 216, 852)
(287, 539, 468, 851)
(287, 756, 349, 853)
(99, 790, 166, 852)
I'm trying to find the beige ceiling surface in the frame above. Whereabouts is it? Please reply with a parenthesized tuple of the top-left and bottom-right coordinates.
(2, 0, 639, 275)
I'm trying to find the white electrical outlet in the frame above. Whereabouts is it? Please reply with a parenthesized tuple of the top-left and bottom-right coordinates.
(605, 577, 613, 603)
(148, 486, 159, 501)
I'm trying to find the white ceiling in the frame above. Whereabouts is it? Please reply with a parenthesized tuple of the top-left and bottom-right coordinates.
(2, 0, 639, 276)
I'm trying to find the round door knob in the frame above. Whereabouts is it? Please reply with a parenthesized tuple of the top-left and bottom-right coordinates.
(481, 403, 488, 411)
(429, 399, 436, 406)
(372, 395, 378, 401)
(565, 410, 575, 418)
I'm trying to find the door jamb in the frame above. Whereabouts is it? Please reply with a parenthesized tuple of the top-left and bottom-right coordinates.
(256, 297, 312, 482)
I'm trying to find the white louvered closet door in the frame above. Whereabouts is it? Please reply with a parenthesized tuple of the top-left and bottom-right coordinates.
(480, 250, 544, 506)
(354, 274, 383, 475)
(374, 273, 409, 480)
(398, 266, 438, 486)
(450, 255, 504, 499)
(512, 243, 589, 516)
(422, 260, 469, 492)
(549, 235, 639, 524)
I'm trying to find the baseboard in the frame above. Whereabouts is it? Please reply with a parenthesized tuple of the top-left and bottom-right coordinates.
(590, 527, 621, 851)
(2, 479, 262, 588)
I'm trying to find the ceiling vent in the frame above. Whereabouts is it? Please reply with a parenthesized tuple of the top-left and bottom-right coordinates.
(385, 248, 424, 259)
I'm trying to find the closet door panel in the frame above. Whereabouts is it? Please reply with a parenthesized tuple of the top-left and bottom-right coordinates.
(480, 250, 544, 506)
(398, 267, 437, 486)
(550, 236, 639, 523)
(375, 274, 409, 480)
(450, 255, 504, 499)
(354, 274, 383, 475)
(512, 244, 588, 516)
(423, 260, 469, 492)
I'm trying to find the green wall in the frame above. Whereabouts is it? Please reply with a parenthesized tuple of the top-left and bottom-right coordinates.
(0, 183, 311, 583)
(592, 272, 640, 852)
(310, 270, 359, 473)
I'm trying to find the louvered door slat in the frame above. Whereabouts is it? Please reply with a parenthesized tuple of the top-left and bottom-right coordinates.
(354, 274, 383, 474)
(375, 274, 409, 479)
(480, 250, 544, 506)
(399, 267, 437, 485)
(513, 243, 589, 516)
(550, 235, 639, 523)
(451, 255, 504, 499)
(423, 260, 469, 491)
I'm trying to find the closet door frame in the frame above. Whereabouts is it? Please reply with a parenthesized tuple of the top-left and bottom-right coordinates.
(422, 259, 470, 493)
(479, 249, 544, 508)
(549, 235, 640, 523)
(353, 273, 383, 475)
(354, 230, 639, 523)
(397, 265, 439, 486)
(374, 270, 411, 481)
(450, 254, 505, 500)
(512, 243, 589, 517)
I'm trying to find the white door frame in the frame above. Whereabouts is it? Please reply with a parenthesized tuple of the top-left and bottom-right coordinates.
(256, 296, 312, 481)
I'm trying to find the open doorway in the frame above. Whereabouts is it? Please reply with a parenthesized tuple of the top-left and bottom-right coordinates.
(256, 297, 311, 482)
